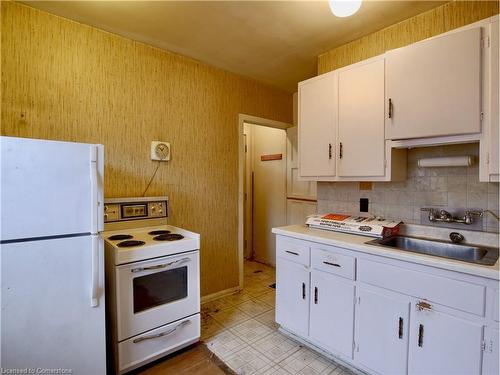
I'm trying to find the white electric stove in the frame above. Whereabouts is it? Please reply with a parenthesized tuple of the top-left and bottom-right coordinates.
(103, 197, 200, 374)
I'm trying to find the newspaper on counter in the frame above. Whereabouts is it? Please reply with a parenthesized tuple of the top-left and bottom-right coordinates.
(305, 213, 402, 238)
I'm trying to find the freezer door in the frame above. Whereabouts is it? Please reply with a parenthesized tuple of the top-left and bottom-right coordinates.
(1, 136, 104, 241)
(1, 235, 106, 374)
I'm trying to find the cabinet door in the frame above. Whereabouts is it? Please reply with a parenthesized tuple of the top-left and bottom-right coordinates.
(408, 306, 483, 375)
(354, 287, 410, 375)
(482, 327, 499, 375)
(310, 270, 355, 358)
(298, 73, 337, 177)
(338, 59, 385, 177)
(386, 27, 481, 140)
(275, 258, 310, 336)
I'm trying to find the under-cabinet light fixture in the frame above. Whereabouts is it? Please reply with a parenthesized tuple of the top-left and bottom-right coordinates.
(417, 156, 474, 168)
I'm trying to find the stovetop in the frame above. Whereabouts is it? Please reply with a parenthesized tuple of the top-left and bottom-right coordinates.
(103, 225, 200, 265)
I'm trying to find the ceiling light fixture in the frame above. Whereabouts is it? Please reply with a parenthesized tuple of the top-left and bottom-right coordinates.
(328, 0, 362, 17)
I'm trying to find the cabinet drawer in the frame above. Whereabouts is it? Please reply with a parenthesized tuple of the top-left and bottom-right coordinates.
(311, 247, 356, 280)
(358, 259, 486, 316)
(119, 314, 200, 373)
(276, 236, 310, 266)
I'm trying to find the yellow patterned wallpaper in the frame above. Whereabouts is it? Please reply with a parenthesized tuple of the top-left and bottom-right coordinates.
(1, 2, 292, 296)
(318, 0, 499, 74)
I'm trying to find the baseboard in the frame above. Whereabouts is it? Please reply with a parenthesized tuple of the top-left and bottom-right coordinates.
(201, 286, 242, 304)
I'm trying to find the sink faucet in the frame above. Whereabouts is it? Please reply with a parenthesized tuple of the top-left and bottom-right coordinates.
(421, 208, 484, 225)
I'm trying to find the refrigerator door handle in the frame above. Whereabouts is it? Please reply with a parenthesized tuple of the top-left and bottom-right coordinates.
(91, 236, 100, 307)
(90, 147, 99, 234)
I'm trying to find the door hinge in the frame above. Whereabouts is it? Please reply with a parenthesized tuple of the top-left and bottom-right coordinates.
(481, 112, 484, 122)
(482, 340, 493, 353)
(245, 145, 248, 153)
(357, 296, 361, 305)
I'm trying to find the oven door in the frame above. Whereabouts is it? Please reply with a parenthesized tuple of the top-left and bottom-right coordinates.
(116, 250, 199, 341)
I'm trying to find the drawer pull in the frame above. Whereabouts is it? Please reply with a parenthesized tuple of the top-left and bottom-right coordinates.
(133, 320, 190, 344)
(286, 250, 299, 256)
(418, 324, 424, 347)
(398, 317, 403, 339)
(314, 287, 318, 304)
(323, 261, 341, 267)
(131, 257, 190, 273)
(302, 282, 306, 299)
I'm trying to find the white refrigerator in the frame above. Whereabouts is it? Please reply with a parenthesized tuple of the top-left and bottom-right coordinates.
(1, 136, 106, 374)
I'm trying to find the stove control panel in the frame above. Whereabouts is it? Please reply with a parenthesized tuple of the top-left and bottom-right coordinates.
(103, 198, 168, 223)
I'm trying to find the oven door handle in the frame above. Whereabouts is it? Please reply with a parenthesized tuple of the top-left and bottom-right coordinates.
(130, 257, 191, 273)
(132, 319, 191, 344)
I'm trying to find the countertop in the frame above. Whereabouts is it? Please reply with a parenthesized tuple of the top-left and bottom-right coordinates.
(272, 224, 500, 281)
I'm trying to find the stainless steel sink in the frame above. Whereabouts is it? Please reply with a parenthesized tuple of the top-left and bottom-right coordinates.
(366, 235, 499, 266)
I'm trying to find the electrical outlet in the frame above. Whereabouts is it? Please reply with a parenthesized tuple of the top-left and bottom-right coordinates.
(360, 198, 369, 212)
(151, 141, 170, 161)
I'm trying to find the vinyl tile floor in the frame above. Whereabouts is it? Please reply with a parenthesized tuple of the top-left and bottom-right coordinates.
(139, 260, 357, 375)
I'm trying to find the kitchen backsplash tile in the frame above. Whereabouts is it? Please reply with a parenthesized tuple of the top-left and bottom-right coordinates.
(317, 144, 500, 233)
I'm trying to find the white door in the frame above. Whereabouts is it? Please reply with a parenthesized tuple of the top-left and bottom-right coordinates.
(1, 235, 106, 374)
(354, 286, 410, 375)
(338, 59, 385, 177)
(299, 73, 337, 177)
(1, 136, 104, 240)
(251, 124, 286, 266)
(385, 27, 481, 139)
(310, 270, 355, 358)
(408, 306, 484, 375)
(276, 258, 310, 337)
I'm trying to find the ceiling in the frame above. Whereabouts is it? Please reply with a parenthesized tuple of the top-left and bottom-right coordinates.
(23, 1, 447, 92)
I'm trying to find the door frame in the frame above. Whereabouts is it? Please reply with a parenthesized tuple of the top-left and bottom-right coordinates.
(238, 114, 291, 289)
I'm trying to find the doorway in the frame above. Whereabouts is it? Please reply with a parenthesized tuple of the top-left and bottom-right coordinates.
(244, 123, 287, 265)
(238, 114, 291, 288)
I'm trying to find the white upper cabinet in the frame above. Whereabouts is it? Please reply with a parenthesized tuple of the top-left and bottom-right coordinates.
(298, 73, 337, 177)
(385, 27, 482, 140)
(338, 58, 385, 177)
(489, 20, 499, 178)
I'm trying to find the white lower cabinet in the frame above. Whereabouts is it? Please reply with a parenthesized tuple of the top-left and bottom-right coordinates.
(276, 257, 310, 337)
(309, 270, 355, 358)
(354, 286, 410, 375)
(408, 306, 484, 375)
(275, 234, 499, 375)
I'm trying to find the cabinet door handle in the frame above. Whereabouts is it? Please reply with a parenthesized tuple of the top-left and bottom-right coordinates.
(285, 250, 299, 256)
(314, 287, 318, 304)
(339, 142, 343, 159)
(418, 324, 424, 347)
(328, 143, 332, 159)
(398, 317, 403, 339)
(302, 282, 306, 300)
(323, 261, 341, 267)
(388, 98, 393, 118)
